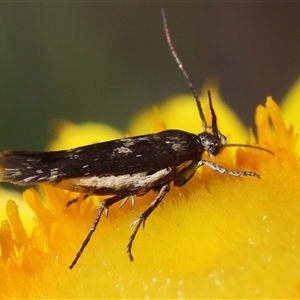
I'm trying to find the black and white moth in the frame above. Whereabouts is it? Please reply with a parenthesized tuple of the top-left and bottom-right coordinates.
(0, 10, 272, 269)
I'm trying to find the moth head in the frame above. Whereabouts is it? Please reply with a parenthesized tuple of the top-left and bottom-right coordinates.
(198, 131, 227, 156)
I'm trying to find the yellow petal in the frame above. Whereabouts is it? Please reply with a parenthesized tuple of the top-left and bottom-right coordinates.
(280, 77, 300, 154)
(281, 77, 300, 130)
(47, 121, 123, 151)
(0, 187, 34, 234)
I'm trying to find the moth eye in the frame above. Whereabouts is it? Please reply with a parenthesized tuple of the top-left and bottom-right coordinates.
(209, 144, 221, 156)
(210, 139, 226, 156)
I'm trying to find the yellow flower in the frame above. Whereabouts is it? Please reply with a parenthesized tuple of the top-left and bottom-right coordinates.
(47, 121, 123, 150)
(0, 80, 300, 298)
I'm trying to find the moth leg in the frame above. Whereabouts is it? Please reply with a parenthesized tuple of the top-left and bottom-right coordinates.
(127, 183, 170, 261)
(69, 193, 128, 269)
(66, 194, 89, 208)
(119, 195, 136, 209)
(199, 160, 260, 178)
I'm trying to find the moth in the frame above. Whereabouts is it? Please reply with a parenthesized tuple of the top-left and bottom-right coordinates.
(0, 10, 272, 269)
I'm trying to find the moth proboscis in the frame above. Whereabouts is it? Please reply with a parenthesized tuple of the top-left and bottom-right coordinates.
(0, 9, 273, 269)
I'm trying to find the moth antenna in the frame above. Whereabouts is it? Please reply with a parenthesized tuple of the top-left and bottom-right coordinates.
(207, 90, 219, 138)
(162, 10, 272, 157)
(225, 143, 274, 155)
(162, 9, 207, 131)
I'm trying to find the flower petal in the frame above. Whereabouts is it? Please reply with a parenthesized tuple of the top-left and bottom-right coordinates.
(47, 121, 123, 150)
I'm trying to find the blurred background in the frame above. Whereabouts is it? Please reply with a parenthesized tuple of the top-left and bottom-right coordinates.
(0, 2, 300, 151)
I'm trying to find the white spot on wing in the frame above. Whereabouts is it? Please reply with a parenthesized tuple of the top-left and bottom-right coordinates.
(3, 169, 23, 178)
(115, 147, 132, 154)
(171, 142, 187, 151)
(22, 175, 39, 183)
(121, 139, 136, 147)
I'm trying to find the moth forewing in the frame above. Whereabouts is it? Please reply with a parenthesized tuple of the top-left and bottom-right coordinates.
(0, 130, 203, 190)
